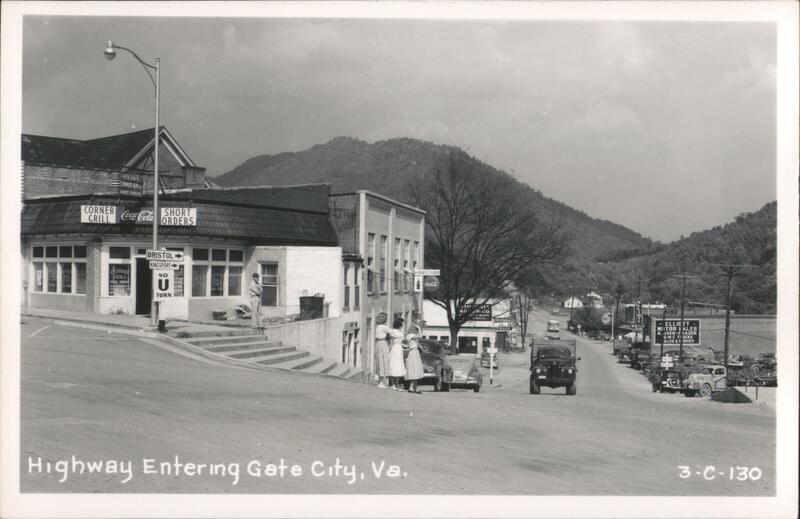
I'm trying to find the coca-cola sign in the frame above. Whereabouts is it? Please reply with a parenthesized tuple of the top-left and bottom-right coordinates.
(120, 209, 155, 223)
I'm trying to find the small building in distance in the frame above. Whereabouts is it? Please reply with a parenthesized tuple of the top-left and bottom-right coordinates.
(421, 299, 515, 354)
(562, 296, 584, 309)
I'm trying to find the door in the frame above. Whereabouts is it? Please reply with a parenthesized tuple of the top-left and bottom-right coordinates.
(135, 258, 152, 315)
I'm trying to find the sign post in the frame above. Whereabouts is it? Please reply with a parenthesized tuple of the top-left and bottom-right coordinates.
(487, 346, 498, 385)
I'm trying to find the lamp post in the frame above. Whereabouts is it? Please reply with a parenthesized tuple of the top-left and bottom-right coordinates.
(104, 41, 161, 326)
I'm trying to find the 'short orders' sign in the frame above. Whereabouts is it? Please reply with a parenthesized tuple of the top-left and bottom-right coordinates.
(654, 319, 701, 346)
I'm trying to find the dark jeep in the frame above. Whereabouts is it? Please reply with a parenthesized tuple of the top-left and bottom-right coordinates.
(529, 339, 579, 395)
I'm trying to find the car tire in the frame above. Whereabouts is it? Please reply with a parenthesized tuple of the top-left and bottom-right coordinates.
(441, 373, 451, 392)
(474, 384, 481, 393)
(529, 377, 540, 394)
(566, 383, 576, 395)
(700, 383, 712, 397)
(651, 384, 658, 393)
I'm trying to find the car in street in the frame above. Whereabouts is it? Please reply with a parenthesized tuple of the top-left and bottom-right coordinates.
(547, 320, 560, 333)
(617, 349, 633, 364)
(651, 368, 684, 393)
(407, 338, 454, 392)
(683, 365, 728, 397)
(529, 338, 579, 395)
(447, 355, 483, 392)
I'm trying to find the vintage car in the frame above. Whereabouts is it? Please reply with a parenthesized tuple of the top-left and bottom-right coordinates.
(651, 368, 684, 393)
(404, 339, 454, 392)
(683, 365, 728, 397)
(617, 349, 633, 364)
(612, 338, 630, 356)
(629, 349, 651, 370)
(447, 355, 483, 392)
(480, 350, 499, 370)
(547, 320, 560, 333)
(530, 339, 579, 395)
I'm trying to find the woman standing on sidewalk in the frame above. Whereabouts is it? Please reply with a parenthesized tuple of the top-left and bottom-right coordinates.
(404, 317, 424, 394)
(388, 317, 407, 390)
(374, 312, 391, 388)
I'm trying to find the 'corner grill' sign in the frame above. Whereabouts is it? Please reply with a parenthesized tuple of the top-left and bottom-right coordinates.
(81, 205, 197, 226)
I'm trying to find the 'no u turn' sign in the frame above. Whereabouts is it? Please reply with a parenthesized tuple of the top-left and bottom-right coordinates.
(153, 270, 174, 300)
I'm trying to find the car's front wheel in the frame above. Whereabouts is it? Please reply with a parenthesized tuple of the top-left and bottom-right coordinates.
(700, 383, 713, 397)
(440, 371, 451, 392)
(529, 377, 540, 394)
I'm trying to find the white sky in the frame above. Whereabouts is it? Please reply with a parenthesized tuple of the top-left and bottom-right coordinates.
(21, 15, 776, 241)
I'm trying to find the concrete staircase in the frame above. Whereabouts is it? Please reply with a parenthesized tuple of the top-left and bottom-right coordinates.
(181, 334, 373, 384)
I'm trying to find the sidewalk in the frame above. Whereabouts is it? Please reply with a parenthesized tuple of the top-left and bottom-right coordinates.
(21, 308, 249, 338)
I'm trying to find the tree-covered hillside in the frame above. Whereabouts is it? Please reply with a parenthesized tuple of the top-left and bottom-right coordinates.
(214, 136, 651, 259)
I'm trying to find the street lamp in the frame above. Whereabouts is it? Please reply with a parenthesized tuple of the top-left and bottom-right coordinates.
(104, 40, 161, 326)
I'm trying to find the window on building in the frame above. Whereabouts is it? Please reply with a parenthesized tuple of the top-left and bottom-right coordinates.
(403, 239, 411, 291)
(394, 238, 402, 292)
(31, 244, 87, 295)
(367, 233, 375, 294)
(191, 247, 245, 297)
(412, 241, 419, 270)
(353, 266, 360, 309)
(260, 263, 279, 307)
(343, 266, 350, 310)
(108, 264, 131, 296)
(380, 235, 387, 293)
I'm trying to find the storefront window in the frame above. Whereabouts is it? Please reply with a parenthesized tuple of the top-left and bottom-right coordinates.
(34, 263, 43, 291)
(192, 265, 208, 297)
(210, 266, 225, 296)
(108, 264, 131, 296)
(30, 244, 87, 295)
(228, 266, 242, 296)
(191, 247, 244, 298)
(75, 263, 86, 294)
(60, 263, 72, 293)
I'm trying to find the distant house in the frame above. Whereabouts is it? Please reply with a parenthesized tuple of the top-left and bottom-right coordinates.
(586, 291, 604, 308)
(21, 127, 208, 198)
(562, 296, 583, 309)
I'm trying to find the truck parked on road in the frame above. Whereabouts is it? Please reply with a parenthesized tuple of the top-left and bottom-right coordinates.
(529, 337, 579, 395)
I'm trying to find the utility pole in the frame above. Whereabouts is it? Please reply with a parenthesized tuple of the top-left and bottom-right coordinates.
(659, 305, 667, 358)
(678, 272, 686, 363)
(713, 264, 753, 370)
(614, 282, 624, 333)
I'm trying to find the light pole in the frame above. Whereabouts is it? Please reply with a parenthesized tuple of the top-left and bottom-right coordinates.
(104, 41, 160, 326)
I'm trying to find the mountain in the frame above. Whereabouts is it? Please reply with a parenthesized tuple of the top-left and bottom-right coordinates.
(214, 136, 652, 259)
(588, 202, 777, 314)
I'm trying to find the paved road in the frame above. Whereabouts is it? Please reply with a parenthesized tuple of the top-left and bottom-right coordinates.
(20, 315, 775, 495)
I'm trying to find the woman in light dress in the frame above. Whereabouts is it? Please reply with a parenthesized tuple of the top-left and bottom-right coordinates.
(404, 317, 425, 394)
(388, 317, 407, 391)
(374, 312, 391, 388)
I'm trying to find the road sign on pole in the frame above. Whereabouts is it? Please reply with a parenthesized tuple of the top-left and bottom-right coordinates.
(153, 270, 174, 300)
(146, 249, 183, 261)
(148, 261, 181, 270)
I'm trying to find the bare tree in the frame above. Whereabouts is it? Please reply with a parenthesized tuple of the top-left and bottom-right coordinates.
(408, 150, 571, 349)
(513, 267, 552, 350)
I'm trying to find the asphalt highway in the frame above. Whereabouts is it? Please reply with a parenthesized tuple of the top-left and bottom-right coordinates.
(19, 312, 775, 495)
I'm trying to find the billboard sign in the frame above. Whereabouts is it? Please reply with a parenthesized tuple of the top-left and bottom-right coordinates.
(80, 205, 117, 224)
(654, 319, 701, 346)
(467, 304, 493, 322)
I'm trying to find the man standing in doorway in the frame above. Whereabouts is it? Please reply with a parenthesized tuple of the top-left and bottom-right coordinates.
(249, 272, 262, 330)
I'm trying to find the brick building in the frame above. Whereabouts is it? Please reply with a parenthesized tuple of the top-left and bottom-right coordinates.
(21, 127, 208, 198)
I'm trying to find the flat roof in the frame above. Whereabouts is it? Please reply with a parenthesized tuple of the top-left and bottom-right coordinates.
(330, 190, 426, 215)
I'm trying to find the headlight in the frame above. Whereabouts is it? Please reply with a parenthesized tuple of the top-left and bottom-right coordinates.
(567, 368, 573, 374)
(535, 368, 541, 373)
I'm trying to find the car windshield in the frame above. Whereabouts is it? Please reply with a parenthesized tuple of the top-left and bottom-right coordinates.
(538, 347, 570, 358)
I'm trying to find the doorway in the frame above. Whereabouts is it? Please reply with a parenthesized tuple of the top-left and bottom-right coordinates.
(135, 258, 152, 315)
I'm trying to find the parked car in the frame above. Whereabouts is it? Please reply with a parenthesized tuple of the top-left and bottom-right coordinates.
(683, 365, 728, 397)
(651, 368, 684, 393)
(617, 349, 633, 364)
(480, 350, 499, 370)
(447, 355, 483, 393)
(629, 349, 651, 370)
(405, 339, 454, 392)
(612, 338, 629, 356)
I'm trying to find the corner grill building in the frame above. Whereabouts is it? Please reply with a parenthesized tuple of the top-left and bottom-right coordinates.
(20, 185, 342, 322)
